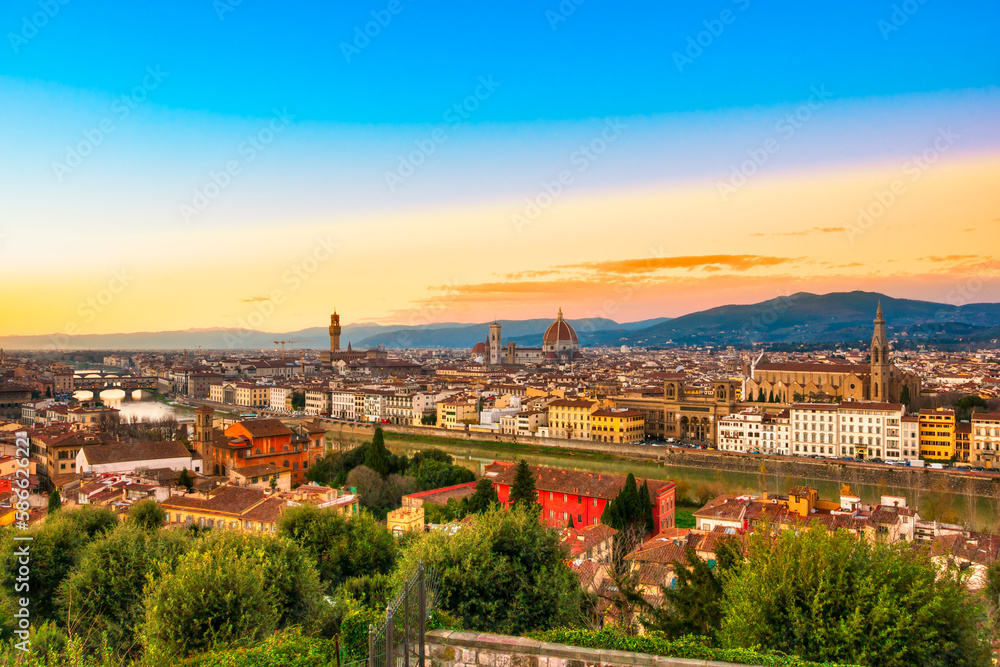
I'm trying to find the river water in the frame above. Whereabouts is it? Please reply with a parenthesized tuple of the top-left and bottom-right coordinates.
(72, 389, 190, 421)
(387, 438, 999, 531)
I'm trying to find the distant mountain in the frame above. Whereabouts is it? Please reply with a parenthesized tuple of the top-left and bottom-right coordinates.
(614, 291, 1000, 347)
(3, 292, 997, 350)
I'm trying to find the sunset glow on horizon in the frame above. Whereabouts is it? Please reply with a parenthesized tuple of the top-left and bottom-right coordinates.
(1, 2, 998, 336)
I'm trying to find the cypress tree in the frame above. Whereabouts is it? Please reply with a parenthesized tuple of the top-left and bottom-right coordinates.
(508, 460, 538, 509)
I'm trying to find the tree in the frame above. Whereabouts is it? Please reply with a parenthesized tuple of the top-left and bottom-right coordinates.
(410, 456, 475, 491)
(767, 390, 775, 403)
(756, 388, 766, 403)
(277, 506, 397, 591)
(364, 428, 390, 477)
(177, 468, 194, 493)
(642, 539, 740, 640)
(0, 506, 117, 623)
(601, 474, 653, 538)
(396, 506, 585, 634)
(59, 524, 190, 654)
(142, 531, 324, 658)
(128, 499, 167, 530)
(466, 478, 499, 515)
(421, 413, 437, 426)
(48, 490, 62, 514)
(718, 526, 992, 667)
(900, 384, 912, 408)
(290, 391, 306, 411)
(508, 460, 538, 510)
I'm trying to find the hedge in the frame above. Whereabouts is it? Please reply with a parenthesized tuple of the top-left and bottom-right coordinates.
(529, 627, 863, 667)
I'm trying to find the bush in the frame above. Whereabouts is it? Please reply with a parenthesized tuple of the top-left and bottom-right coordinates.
(0, 506, 118, 624)
(140, 548, 279, 658)
(340, 607, 382, 662)
(278, 506, 397, 591)
(395, 506, 584, 635)
(531, 626, 862, 667)
(128, 499, 167, 530)
(180, 629, 341, 667)
(59, 525, 190, 653)
(719, 527, 993, 667)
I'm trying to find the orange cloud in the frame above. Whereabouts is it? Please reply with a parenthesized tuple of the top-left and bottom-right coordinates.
(750, 226, 846, 237)
(562, 254, 797, 275)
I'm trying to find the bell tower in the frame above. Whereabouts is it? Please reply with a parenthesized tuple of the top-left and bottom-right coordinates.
(194, 405, 216, 475)
(329, 310, 342, 353)
(488, 322, 502, 366)
(870, 301, 890, 401)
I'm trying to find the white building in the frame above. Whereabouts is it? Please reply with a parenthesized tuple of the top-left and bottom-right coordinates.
(901, 415, 921, 460)
(717, 411, 763, 453)
(791, 404, 840, 458)
(837, 402, 906, 461)
(330, 390, 357, 420)
(77, 441, 201, 475)
(305, 389, 331, 416)
(269, 386, 294, 412)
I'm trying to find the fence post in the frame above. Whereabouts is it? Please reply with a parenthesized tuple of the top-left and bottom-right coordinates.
(418, 563, 426, 667)
(404, 582, 410, 667)
(368, 623, 375, 667)
(386, 607, 394, 667)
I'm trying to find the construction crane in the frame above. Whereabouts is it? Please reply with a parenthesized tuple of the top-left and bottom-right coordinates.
(273, 340, 316, 360)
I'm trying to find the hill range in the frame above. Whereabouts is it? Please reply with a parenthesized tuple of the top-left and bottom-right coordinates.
(2, 291, 998, 351)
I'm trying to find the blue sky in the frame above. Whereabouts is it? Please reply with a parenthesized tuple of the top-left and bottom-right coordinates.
(2, 1, 999, 336)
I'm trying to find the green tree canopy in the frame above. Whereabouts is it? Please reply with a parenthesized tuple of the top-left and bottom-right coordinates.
(363, 428, 390, 476)
(277, 506, 397, 591)
(508, 460, 538, 510)
(48, 490, 62, 513)
(466, 478, 499, 515)
(128, 499, 167, 531)
(396, 506, 584, 635)
(719, 526, 992, 667)
(0, 506, 117, 624)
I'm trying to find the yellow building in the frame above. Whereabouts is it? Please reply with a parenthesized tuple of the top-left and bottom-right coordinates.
(234, 383, 269, 408)
(436, 399, 479, 429)
(590, 408, 645, 444)
(387, 505, 425, 536)
(547, 398, 598, 440)
(919, 408, 956, 461)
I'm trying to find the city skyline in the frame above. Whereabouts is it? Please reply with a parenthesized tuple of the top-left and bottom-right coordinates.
(2, 2, 999, 336)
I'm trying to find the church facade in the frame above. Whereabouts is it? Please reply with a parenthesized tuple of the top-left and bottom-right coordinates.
(744, 303, 921, 404)
(476, 308, 580, 366)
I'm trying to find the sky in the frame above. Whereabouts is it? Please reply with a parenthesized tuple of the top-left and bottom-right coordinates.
(1, 1, 999, 336)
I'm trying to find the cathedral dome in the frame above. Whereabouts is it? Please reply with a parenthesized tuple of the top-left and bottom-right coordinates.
(472, 341, 486, 354)
(543, 308, 578, 346)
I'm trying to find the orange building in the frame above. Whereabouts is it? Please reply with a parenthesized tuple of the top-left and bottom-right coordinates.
(206, 418, 325, 485)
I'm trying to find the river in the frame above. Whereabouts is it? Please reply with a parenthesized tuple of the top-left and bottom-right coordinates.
(386, 437, 1000, 531)
(72, 389, 190, 421)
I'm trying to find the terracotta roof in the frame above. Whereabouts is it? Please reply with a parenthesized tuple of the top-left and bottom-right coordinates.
(162, 485, 267, 515)
(490, 462, 673, 501)
(543, 308, 578, 345)
(81, 441, 192, 465)
(234, 419, 293, 438)
(756, 362, 866, 374)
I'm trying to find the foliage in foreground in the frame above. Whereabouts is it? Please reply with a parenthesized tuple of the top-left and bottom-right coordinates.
(719, 526, 993, 667)
(532, 626, 863, 667)
(395, 505, 584, 635)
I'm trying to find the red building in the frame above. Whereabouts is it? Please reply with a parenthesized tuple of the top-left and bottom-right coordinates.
(486, 461, 676, 534)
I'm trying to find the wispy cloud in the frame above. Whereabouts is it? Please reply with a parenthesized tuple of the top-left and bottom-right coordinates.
(750, 226, 846, 237)
(561, 254, 797, 276)
(240, 296, 271, 303)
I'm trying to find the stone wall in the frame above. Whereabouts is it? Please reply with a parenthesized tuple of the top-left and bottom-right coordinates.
(424, 629, 751, 667)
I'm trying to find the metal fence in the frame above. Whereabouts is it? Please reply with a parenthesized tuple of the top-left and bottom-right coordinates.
(367, 562, 438, 667)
